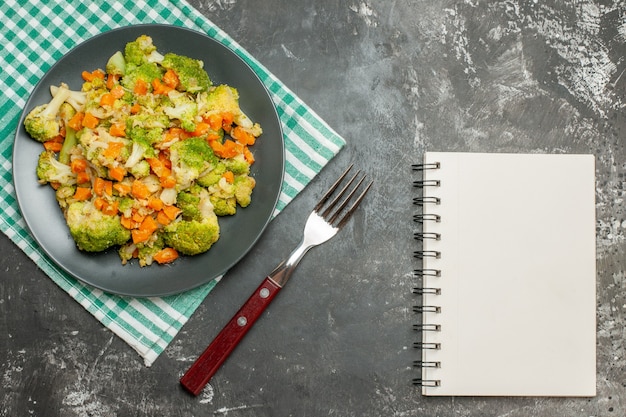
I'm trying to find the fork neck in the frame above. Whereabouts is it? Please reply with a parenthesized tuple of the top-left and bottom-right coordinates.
(267, 239, 314, 287)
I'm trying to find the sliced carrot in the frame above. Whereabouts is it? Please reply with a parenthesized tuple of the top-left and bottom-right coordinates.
(222, 170, 235, 184)
(131, 228, 152, 244)
(190, 121, 210, 137)
(146, 157, 166, 177)
(76, 171, 90, 184)
(148, 197, 164, 211)
(133, 79, 148, 95)
(211, 139, 242, 159)
(221, 112, 233, 132)
(243, 146, 255, 164)
(73, 187, 92, 201)
(102, 141, 125, 159)
(160, 175, 176, 189)
(106, 73, 119, 90)
(153, 247, 179, 264)
(205, 113, 223, 131)
(131, 210, 146, 223)
(82, 112, 99, 129)
(156, 210, 172, 226)
(113, 182, 131, 196)
(139, 216, 159, 234)
(109, 166, 126, 182)
(152, 78, 172, 95)
(162, 69, 179, 89)
(110, 84, 125, 98)
(99, 93, 116, 107)
(67, 112, 84, 131)
(93, 177, 106, 196)
(120, 215, 136, 229)
(43, 140, 63, 152)
(70, 158, 88, 173)
(130, 103, 141, 114)
(93, 177, 113, 197)
(158, 151, 172, 169)
(131, 179, 151, 200)
(102, 200, 119, 216)
(231, 126, 256, 146)
(82, 69, 105, 82)
(94, 197, 106, 211)
(162, 205, 181, 221)
(109, 123, 126, 138)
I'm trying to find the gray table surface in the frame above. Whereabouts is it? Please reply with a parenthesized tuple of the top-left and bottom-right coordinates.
(2, 1, 625, 416)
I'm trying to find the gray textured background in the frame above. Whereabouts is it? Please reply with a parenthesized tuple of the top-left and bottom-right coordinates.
(2, 1, 625, 415)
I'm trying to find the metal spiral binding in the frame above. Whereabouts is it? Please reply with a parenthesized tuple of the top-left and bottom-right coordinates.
(413, 159, 442, 389)
(412, 162, 440, 171)
(413, 378, 441, 387)
(414, 232, 441, 241)
(412, 287, 441, 295)
(413, 305, 441, 313)
(414, 250, 441, 259)
(413, 213, 441, 223)
(414, 361, 441, 368)
(413, 196, 440, 206)
(413, 323, 441, 331)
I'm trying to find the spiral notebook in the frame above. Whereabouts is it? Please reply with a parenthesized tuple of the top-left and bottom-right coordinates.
(412, 152, 597, 397)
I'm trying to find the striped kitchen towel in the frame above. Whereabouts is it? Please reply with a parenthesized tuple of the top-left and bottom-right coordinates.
(0, 0, 345, 366)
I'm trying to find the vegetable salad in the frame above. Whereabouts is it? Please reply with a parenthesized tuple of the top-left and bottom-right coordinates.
(23, 35, 262, 266)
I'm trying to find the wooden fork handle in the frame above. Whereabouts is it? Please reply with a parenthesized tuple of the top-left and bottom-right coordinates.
(180, 277, 281, 396)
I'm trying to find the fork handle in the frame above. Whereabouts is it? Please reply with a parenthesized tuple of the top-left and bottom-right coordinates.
(180, 277, 281, 396)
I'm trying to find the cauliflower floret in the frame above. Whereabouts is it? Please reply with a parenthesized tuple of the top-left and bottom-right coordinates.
(65, 201, 131, 252)
(36, 150, 76, 185)
(24, 85, 71, 142)
(163, 90, 198, 132)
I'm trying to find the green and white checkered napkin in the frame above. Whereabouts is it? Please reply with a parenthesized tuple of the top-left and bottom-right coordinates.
(0, 0, 345, 366)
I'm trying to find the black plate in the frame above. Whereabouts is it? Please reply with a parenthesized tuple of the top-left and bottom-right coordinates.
(13, 24, 284, 297)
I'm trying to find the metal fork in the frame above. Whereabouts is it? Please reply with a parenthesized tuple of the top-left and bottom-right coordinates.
(180, 165, 373, 396)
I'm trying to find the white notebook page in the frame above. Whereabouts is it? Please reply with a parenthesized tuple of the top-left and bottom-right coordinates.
(420, 152, 596, 397)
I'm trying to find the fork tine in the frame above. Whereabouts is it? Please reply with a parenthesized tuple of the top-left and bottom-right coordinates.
(315, 165, 373, 228)
(313, 163, 354, 212)
(334, 179, 373, 229)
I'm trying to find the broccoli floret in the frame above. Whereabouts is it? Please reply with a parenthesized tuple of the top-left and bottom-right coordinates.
(24, 85, 72, 142)
(36, 150, 76, 185)
(196, 163, 226, 187)
(201, 84, 239, 116)
(177, 190, 202, 220)
(124, 125, 161, 168)
(106, 51, 126, 76)
(129, 159, 150, 178)
(162, 213, 220, 256)
(126, 113, 170, 130)
(124, 35, 162, 66)
(234, 175, 256, 207)
(223, 155, 250, 175)
(169, 136, 217, 189)
(65, 201, 131, 252)
(162, 90, 198, 132)
(199, 85, 262, 136)
(55, 184, 77, 209)
(161, 53, 211, 93)
(117, 197, 134, 217)
(210, 196, 236, 216)
(121, 62, 163, 92)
